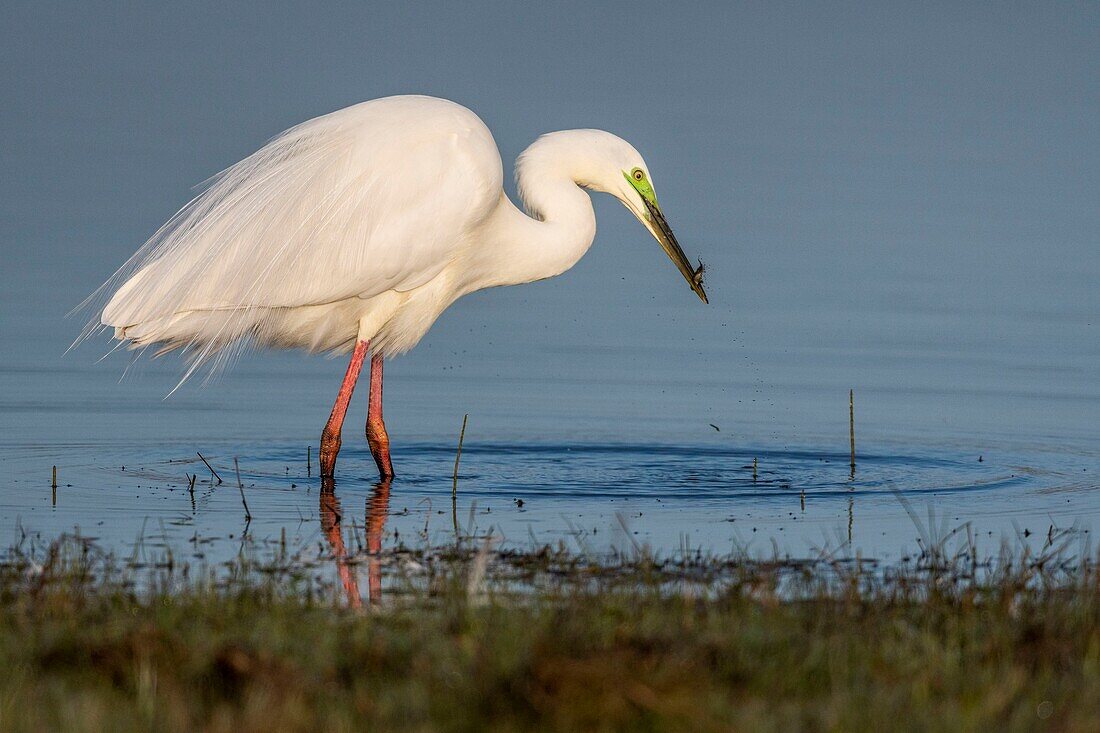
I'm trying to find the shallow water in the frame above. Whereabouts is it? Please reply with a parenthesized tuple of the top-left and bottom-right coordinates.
(3, 419, 1097, 568)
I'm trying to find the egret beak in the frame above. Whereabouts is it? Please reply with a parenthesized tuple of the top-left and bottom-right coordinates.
(640, 196, 708, 304)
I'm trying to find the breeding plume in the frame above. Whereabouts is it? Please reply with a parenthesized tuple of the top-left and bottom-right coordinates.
(92, 95, 707, 479)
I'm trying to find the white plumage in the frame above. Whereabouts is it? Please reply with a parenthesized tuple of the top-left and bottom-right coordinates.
(88, 95, 706, 383)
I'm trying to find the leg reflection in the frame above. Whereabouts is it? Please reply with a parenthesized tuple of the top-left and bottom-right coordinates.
(319, 478, 393, 608)
(320, 478, 362, 608)
(365, 479, 392, 604)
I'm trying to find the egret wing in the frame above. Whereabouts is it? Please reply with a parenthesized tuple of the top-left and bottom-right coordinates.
(97, 97, 501, 337)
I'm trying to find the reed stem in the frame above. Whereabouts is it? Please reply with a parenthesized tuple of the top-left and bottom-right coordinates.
(849, 389, 856, 477)
(197, 452, 223, 485)
(234, 457, 252, 521)
(453, 414, 468, 537)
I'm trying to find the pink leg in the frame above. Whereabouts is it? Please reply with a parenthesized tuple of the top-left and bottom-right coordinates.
(320, 339, 369, 478)
(366, 354, 394, 479)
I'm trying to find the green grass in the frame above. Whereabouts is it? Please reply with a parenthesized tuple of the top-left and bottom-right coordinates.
(1, 536, 1099, 732)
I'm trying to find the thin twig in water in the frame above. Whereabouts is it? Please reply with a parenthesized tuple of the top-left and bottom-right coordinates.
(186, 473, 196, 512)
(234, 458, 252, 521)
(452, 414, 468, 494)
(849, 389, 856, 477)
(452, 414, 468, 539)
(417, 497, 432, 541)
(197, 452, 223, 485)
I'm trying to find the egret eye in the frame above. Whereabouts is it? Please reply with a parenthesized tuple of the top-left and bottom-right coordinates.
(633, 169, 644, 181)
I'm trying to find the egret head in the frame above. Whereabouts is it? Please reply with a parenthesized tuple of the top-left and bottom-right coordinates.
(518, 130, 708, 303)
(578, 134, 708, 304)
(614, 164, 707, 304)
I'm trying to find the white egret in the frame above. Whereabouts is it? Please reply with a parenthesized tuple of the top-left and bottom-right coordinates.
(90, 95, 707, 479)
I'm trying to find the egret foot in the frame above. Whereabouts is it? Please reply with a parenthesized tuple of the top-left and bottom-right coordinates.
(367, 417, 393, 479)
(319, 429, 341, 479)
(366, 353, 395, 479)
(320, 339, 369, 478)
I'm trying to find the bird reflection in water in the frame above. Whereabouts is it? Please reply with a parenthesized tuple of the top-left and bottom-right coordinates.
(319, 479, 392, 608)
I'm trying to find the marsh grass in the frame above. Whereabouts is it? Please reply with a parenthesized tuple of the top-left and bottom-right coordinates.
(1, 527, 1099, 732)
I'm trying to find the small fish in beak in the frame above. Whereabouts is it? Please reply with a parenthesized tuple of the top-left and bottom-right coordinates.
(692, 260, 706, 289)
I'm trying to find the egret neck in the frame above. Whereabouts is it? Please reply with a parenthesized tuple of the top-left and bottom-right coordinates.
(470, 128, 706, 303)
(476, 152, 598, 289)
